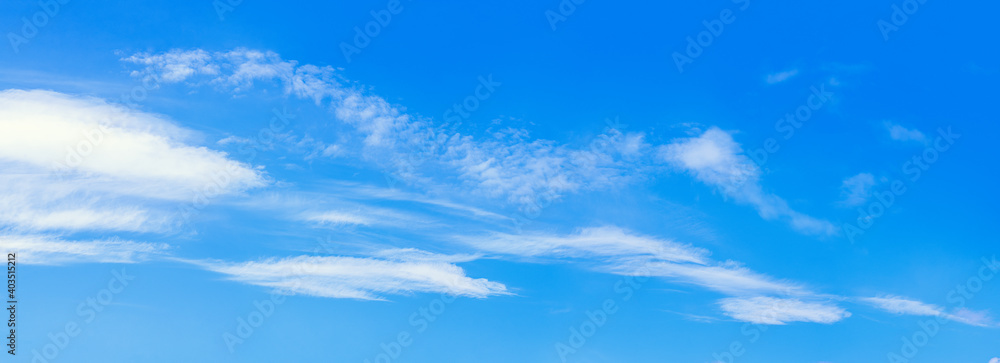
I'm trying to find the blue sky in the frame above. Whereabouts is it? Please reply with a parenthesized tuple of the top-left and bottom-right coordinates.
(1, 0, 999, 362)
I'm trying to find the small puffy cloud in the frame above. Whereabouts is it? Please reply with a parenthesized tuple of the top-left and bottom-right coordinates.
(838, 173, 876, 207)
(660, 127, 836, 235)
(719, 296, 851, 325)
(884, 121, 927, 143)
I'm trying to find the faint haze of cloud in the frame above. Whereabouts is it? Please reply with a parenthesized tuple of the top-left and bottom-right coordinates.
(861, 295, 943, 316)
(659, 127, 837, 236)
(766, 69, 799, 84)
(304, 211, 373, 226)
(1, 234, 169, 265)
(860, 294, 996, 327)
(189, 253, 508, 300)
(462, 226, 710, 265)
(837, 173, 876, 207)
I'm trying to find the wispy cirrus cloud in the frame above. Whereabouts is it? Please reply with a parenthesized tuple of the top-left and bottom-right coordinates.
(860, 295, 995, 327)
(461, 226, 709, 265)
(462, 227, 814, 301)
(718, 296, 850, 325)
(2, 234, 169, 265)
(123, 48, 650, 212)
(659, 127, 836, 235)
(123, 48, 837, 238)
(860, 295, 943, 316)
(190, 253, 508, 300)
(304, 211, 374, 226)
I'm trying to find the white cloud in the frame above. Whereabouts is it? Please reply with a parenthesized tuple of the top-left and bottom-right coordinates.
(123, 48, 219, 82)
(860, 295, 943, 316)
(217, 135, 252, 145)
(2, 234, 169, 265)
(0, 89, 266, 197)
(660, 127, 836, 235)
(192, 253, 508, 300)
(718, 296, 851, 325)
(462, 226, 709, 265)
(860, 295, 994, 327)
(462, 227, 807, 297)
(637, 261, 805, 296)
(305, 211, 373, 226)
(947, 308, 994, 327)
(838, 173, 876, 207)
(316, 182, 511, 222)
(0, 89, 267, 233)
(884, 121, 927, 143)
(370, 248, 481, 264)
(0, 179, 165, 233)
(989, 357, 998, 363)
(123, 49, 649, 211)
(766, 69, 799, 84)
